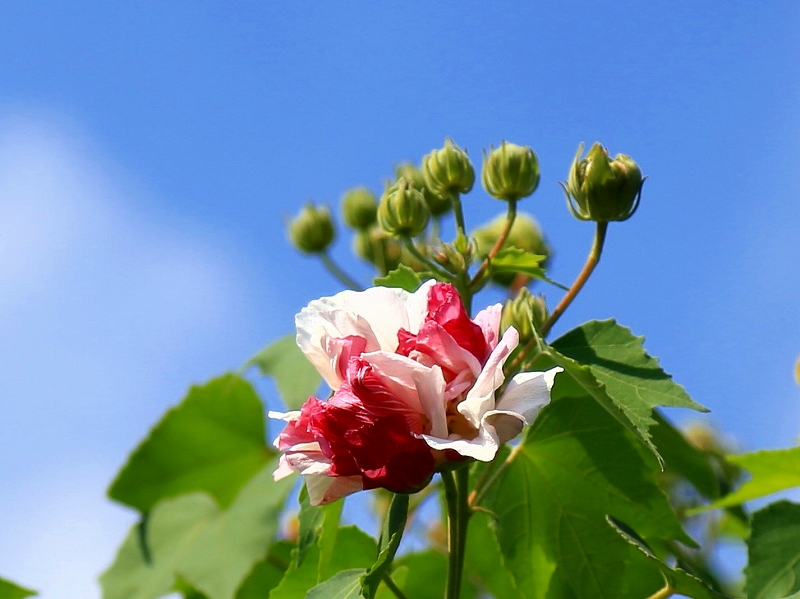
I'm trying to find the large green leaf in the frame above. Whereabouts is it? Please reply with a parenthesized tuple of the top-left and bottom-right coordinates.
(483, 395, 693, 599)
(373, 265, 423, 292)
(0, 578, 36, 599)
(550, 319, 706, 459)
(109, 373, 271, 512)
(707, 448, 800, 509)
(609, 519, 730, 599)
(268, 525, 377, 599)
(745, 501, 800, 599)
(101, 459, 293, 599)
(464, 513, 522, 599)
(362, 493, 408, 598)
(245, 334, 322, 410)
(234, 541, 294, 599)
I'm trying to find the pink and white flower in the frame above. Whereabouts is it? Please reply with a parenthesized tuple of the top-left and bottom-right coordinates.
(269, 280, 561, 505)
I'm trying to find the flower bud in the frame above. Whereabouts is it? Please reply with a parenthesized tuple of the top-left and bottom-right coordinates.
(563, 142, 644, 222)
(482, 141, 540, 201)
(341, 187, 378, 230)
(501, 288, 548, 344)
(288, 203, 335, 254)
(422, 138, 475, 198)
(353, 227, 402, 273)
(396, 162, 452, 217)
(378, 177, 430, 237)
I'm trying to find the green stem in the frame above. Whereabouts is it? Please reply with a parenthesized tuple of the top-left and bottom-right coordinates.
(320, 252, 364, 290)
(645, 583, 674, 599)
(442, 467, 471, 599)
(382, 573, 411, 599)
(469, 198, 518, 291)
(403, 238, 453, 281)
(451, 192, 467, 238)
(539, 220, 608, 337)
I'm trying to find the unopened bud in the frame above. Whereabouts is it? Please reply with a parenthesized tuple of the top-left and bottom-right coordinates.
(353, 227, 402, 273)
(288, 203, 335, 254)
(501, 288, 548, 344)
(422, 138, 475, 198)
(396, 162, 452, 217)
(378, 178, 430, 237)
(341, 187, 378, 230)
(563, 142, 644, 222)
(482, 141, 540, 201)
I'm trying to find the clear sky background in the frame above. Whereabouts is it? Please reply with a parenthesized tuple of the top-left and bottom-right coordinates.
(0, 2, 798, 597)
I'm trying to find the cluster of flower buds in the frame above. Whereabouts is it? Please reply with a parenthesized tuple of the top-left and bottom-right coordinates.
(395, 162, 452, 217)
(562, 142, 644, 222)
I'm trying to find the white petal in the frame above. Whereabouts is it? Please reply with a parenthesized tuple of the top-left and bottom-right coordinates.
(494, 367, 562, 428)
(305, 474, 363, 506)
(458, 327, 519, 428)
(267, 410, 301, 422)
(473, 303, 502, 350)
(421, 425, 500, 462)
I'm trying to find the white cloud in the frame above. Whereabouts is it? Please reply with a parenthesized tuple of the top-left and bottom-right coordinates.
(0, 113, 261, 598)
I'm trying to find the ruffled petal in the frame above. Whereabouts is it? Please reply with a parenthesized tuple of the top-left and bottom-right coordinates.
(305, 473, 364, 506)
(493, 367, 562, 439)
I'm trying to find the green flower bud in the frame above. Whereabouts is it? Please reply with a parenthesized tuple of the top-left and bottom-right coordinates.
(482, 141, 540, 201)
(353, 227, 402, 273)
(378, 177, 430, 237)
(288, 203, 335, 254)
(341, 187, 378, 230)
(472, 212, 550, 287)
(396, 162, 452, 217)
(563, 142, 644, 222)
(501, 288, 548, 344)
(422, 138, 475, 198)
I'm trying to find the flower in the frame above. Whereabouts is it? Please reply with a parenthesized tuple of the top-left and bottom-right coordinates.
(269, 281, 561, 505)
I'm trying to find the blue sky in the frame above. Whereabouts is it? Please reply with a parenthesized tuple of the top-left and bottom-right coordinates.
(0, 2, 799, 597)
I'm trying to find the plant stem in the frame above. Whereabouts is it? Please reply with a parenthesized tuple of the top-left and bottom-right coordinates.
(451, 192, 467, 238)
(382, 573, 411, 599)
(403, 238, 453, 281)
(469, 198, 518, 291)
(645, 583, 674, 599)
(442, 468, 471, 599)
(320, 252, 363, 290)
(539, 221, 608, 337)
(469, 443, 523, 508)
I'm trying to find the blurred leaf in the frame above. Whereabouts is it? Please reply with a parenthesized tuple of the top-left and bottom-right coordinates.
(374, 265, 423, 292)
(386, 551, 477, 599)
(745, 500, 800, 599)
(0, 578, 36, 599)
(101, 460, 293, 599)
(269, 525, 376, 599)
(651, 410, 720, 499)
(305, 569, 365, 599)
(610, 519, 730, 599)
(706, 447, 800, 509)
(550, 319, 707, 461)
(296, 486, 325, 567)
(246, 334, 322, 410)
(109, 373, 271, 512)
(234, 541, 294, 599)
(464, 512, 523, 599)
(484, 396, 693, 599)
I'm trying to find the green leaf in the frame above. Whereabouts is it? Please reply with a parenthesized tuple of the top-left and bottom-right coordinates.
(269, 526, 376, 599)
(464, 512, 523, 599)
(745, 500, 800, 599)
(361, 493, 409, 598)
(0, 578, 36, 599)
(484, 396, 693, 599)
(707, 448, 800, 509)
(234, 541, 294, 599)
(109, 373, 271, 512)
(609, 519, 730, 599)
(296, 486, 326, 567)
(550, 319, 707, 460)
(101, 459, 293, 599)
(305, 569, 366, 599)
(651, 410, 720, 499)
(245, 334, 322, 410)
(489, 248, 567, 289)
(373, 265, 423, 292)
